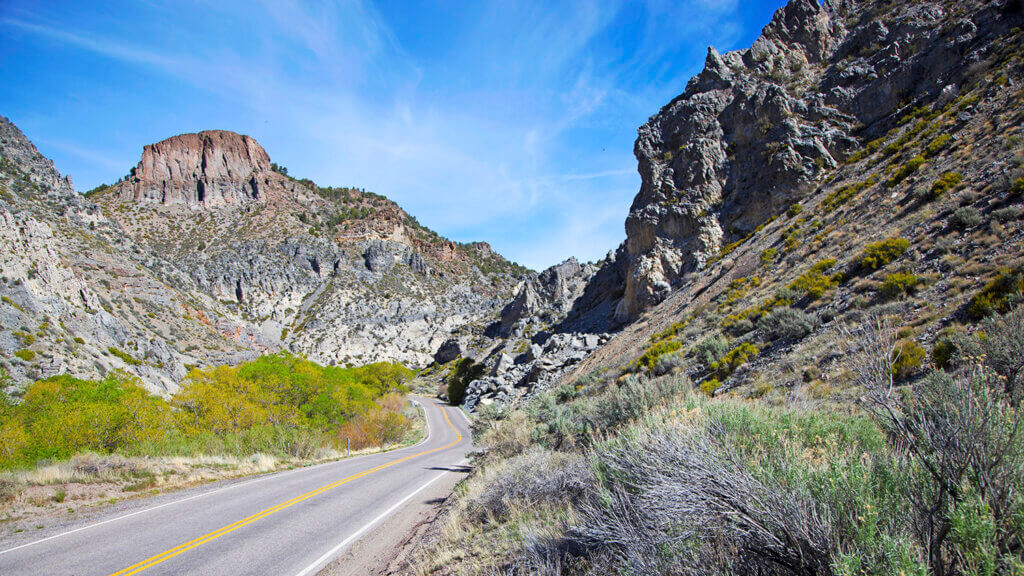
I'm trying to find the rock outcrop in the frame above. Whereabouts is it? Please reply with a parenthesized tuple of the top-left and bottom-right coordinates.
(94, 129, 528, 371)
(606, 0, 1023, 323)
(114, 131, 276, 207)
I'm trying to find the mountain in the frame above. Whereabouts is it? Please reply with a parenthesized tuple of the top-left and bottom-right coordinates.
(453, 0, 1024, 407)
(0, 121, 529, 393)
(555, 0, 1024, 390)
(409, 0, 1024, 572)
(0, 118, 261, 392)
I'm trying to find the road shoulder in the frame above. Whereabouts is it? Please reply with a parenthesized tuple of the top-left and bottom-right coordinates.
(317, 463, 470, 576)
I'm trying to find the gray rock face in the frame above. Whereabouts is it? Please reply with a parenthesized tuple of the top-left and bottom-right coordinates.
(0, 117, 262, 393)
(0, 116, 76, 198)
(461, 330, 610, 410)
(498, 257, 599, 336)
(601, 0, 1022, 323)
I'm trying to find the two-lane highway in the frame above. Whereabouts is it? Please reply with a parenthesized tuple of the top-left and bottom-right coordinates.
(0, 397, 472, 576)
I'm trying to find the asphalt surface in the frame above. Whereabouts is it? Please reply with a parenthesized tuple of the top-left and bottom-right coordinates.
(0, 397, 472, 576)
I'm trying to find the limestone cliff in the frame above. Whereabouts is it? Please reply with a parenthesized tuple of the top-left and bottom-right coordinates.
(609, 0, 1023, 322)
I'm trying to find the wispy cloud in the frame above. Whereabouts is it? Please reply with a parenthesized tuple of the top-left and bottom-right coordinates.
(1, 0, 772, 269)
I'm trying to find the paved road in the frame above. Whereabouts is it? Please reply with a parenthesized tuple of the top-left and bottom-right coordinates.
(0, 397, 472, 576)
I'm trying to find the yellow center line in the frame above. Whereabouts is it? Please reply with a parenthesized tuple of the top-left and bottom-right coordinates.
(109, 404, 463, 576)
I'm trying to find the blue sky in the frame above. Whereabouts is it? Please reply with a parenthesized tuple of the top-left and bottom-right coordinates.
(1, 0, 786, 270)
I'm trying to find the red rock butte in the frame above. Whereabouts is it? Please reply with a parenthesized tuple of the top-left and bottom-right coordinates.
(117, 130, 277, 207)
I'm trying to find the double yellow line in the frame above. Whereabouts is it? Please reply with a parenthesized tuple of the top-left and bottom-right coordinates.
(109, 404, 462, 576)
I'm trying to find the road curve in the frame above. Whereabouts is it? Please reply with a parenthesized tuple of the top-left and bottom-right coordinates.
(0, 397, 472, 576)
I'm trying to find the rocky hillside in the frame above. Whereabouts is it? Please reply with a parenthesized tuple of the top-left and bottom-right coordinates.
(557, 0, 1024, 396)
(454, 0, 1024, 409)
(0, 120, 531, 395)
(0, 118, 263, 392)
(88, 130, 529, 370)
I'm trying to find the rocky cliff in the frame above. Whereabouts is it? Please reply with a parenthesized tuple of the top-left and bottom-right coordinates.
(558, 0, 1024, 398)
(115, 131, 274, 207)
(0, 117, 263, 392)
(608, 0, 1024, 323)
(94, 130, 528, 370)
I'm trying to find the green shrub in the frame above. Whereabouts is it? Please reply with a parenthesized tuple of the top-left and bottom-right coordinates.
(73, 337, 85, 345)
(759, 248, 778, 265)
(636, 339, 683, 371)
(927, 172, 963, 199)
(108, 347, 142, 366)
(822, 178, 875, 212)
(1011, 177, 1024, 196)
(758, 307, 818, 341)
(712, 342, 759, 379)
(924, 133, 952, 157)
(892, 340, 926, 379)
(447, 357, 485, 406)
(932, 333, 959, 370)
(787, 203, 804, 217)
(888, 154, 925, 186)
(650, 320, 688, 343)
(858, 238, 911, 270)
(968, 267, 1024, 319)
(880, 272, 923, 299)
(949, 206, 982, 229)
(14, 349, 35, 362)
(694, 335, 729, 367)
(789, 259, 842, 299)
(700, 378, 722, 396)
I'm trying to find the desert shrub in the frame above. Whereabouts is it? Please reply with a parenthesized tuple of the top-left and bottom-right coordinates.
(891, 339, 926, 379)
(787, 203, 804, 217)
(924, 133, 952, 157)
(880, 272, 923, 299)
(652, 351, 685, 376)
(14, 349, 35, 362)
(513, 375, 691, 452)
(694, 335, 729, 368)
(949, 205, 982, 229)
(968, 266, 1024, 319)
(725, 317, 755, 336)
(447, 357, 486, 405)
(858, 238, 910, 270)
(635, 339, 683, 371)
(759, 247, 778, 265)
(888, 154, 925, 186)
(846, 320, 1024, 575)
(993, 206, 1023, 222)
(466, 447, 592, 522)
(758, 306, 818, 341)
(926, 171, 963, 199)
(822, 178, 875, 212)
(713, 342, 759, 379)
(570, 410, 883, 576)
(978, 306, 1024, 402)
(1011, 176, 1024, 196)
(867, 368, 1022, 574)
(789, 259, 842, 299)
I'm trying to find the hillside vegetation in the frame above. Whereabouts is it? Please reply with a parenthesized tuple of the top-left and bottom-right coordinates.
(0, 353, 415, 471)
(415, 308, 1022, 575)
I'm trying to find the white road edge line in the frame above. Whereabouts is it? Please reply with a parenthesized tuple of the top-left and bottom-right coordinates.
(294, 457, 470, 576)
(0, 396, 438, 557)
